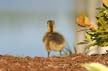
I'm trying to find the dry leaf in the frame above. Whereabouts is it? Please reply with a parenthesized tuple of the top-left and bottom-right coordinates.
(102, 0, 108, 6)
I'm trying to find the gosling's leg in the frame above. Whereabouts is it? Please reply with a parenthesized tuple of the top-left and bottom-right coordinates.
(60, 50, 62, 56)
(48, 51, 50, 57)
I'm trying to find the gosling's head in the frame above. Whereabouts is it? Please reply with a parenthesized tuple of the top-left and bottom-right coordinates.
(47, 20, 55, 32)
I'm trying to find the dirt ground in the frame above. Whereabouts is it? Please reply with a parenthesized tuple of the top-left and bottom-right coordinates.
(0, 54, 108, 71)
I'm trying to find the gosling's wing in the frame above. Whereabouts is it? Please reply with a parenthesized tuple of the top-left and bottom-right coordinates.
(47, 32, 65, 44)
(43, 32, 49, 42)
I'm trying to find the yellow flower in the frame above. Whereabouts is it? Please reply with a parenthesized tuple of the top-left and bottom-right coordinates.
(102, 0, 108, 6)
(76, 14, 91, 27)
(76, 14, 97, 30)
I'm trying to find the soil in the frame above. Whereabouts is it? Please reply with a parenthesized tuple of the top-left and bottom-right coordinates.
(0, 54, 108, 71)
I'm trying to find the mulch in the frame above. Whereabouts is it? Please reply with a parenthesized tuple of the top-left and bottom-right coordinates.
(0, 54, 108, 71)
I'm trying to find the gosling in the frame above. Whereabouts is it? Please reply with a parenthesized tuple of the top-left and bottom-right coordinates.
(43, 20, 66, 57)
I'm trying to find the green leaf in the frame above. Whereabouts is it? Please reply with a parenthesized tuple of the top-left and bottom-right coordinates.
(86, 43, 96, 49)
(102, 42, 108, 46)
(77, 41, 88, 45)
(97, 12, 104, 18)
(96, 7, 106, 11)
(85, 33, 92, 41)
(81, 63, 108, 71)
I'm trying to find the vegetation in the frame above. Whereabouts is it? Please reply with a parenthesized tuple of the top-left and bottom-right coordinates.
(81, 63, 108, 71)
(85, 4, 108, 47)
(76, 1, 108, 51)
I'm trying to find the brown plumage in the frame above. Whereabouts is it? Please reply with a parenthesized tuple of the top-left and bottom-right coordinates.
(43, 20, 66, 57)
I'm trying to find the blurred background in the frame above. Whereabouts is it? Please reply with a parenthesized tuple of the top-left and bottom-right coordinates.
(0, 0, 101, 57)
